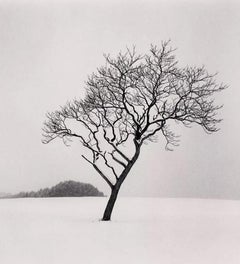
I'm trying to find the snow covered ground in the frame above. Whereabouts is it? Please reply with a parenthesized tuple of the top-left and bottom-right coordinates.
(1, 197, 240, 264)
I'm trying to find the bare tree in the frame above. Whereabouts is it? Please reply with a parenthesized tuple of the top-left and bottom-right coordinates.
(42, 41, 225, 221)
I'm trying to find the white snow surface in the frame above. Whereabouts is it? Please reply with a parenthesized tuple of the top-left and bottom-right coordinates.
(1, 197, 240, 264)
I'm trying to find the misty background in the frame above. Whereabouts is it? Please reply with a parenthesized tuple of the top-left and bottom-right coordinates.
(0, 0, 239, 198)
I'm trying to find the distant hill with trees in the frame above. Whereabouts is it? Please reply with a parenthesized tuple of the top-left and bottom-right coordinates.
(1, 181, 104, 198)
(0, 192, 11, 198)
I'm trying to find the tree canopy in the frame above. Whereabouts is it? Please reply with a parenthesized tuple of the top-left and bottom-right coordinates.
(43, 41, 225, 220)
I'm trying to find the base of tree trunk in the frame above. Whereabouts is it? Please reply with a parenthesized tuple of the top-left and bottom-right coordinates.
(101, 188, 119, 221)
(101, 217, 111, 221)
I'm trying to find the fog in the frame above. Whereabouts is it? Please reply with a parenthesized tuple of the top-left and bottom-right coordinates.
(0, 0, 239, 198)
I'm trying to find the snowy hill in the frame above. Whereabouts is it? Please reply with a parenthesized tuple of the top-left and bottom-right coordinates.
(0, 197, 240, 264)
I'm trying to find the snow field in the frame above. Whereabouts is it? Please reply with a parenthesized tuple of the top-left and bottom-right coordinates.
(1, 197, 240, 264)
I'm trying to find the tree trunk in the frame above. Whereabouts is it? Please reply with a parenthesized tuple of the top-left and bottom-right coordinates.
(101, 143, 141, 221)
(102, 187, 120, 221)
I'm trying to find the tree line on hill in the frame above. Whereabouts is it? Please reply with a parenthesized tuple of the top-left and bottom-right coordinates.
(1, 181, 104, 198)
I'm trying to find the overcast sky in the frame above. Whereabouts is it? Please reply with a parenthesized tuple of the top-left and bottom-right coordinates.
(0, 0, 239, 198)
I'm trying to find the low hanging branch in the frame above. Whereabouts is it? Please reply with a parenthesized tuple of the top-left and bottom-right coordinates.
(42, 41, 226, 221)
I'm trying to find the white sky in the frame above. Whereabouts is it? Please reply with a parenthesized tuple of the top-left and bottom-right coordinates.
(0, 0, 239, 197)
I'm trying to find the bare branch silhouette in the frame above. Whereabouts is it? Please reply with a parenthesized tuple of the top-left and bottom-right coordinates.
(42, 41, 226, 220)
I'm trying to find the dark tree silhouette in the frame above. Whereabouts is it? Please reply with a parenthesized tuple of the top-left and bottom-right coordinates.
(8, 181, 104, 198)
(42, 41, 225, 221)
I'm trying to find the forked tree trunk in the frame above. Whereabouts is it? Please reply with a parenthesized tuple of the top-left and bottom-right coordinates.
(102, 145, 141, 221)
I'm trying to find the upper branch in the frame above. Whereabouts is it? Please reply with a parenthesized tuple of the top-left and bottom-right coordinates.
(43, 41, 226, 181)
